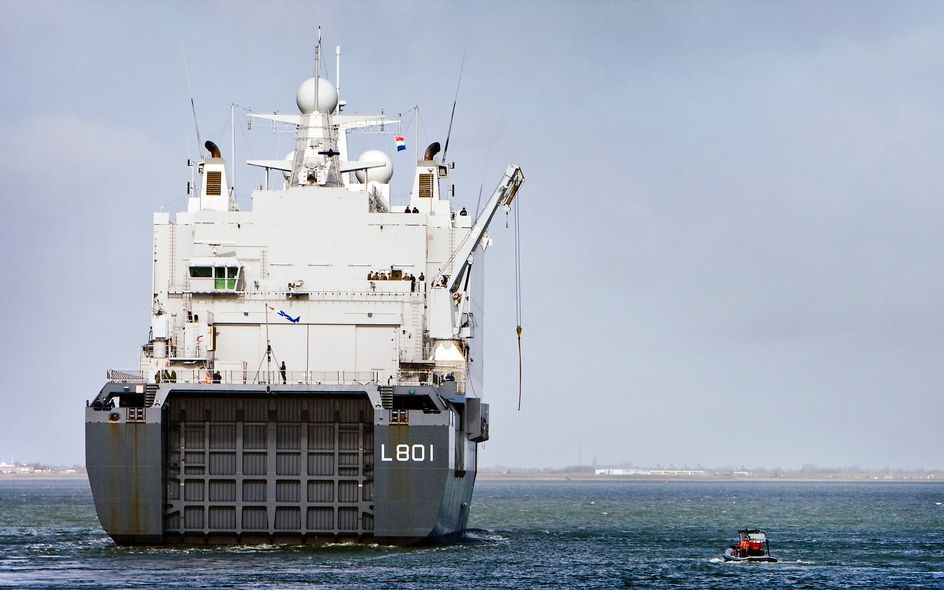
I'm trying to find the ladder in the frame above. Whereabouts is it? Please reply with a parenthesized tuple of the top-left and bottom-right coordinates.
(404, 298, 425, 361)
(145, 384, 158, 407)
(378, 385, 393, 410)
(168, 224, 177, 290)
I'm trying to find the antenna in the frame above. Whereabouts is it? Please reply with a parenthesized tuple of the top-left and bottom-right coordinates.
(314, 27, 321, 113)
(230, 103, 236, 194)
(474, 144, 492, 217)
(336, 45, 341, 111)
(180, 45, 203, 155)
(415, 106, 420, 163)
(441, 52, 465, 165)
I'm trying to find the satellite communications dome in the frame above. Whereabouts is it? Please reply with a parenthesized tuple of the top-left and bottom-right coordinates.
(355, 150, 393, 184)
(296, 77, 339, 114)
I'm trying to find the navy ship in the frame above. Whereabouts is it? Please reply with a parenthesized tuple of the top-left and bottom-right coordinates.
(85, 34, 524, 545)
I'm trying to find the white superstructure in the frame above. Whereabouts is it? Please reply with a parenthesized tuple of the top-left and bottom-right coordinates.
(136, 45, 523, 395)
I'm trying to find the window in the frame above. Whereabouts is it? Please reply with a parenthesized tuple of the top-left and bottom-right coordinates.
(214, 267, 238, 290)
(188, 258, 241, 292)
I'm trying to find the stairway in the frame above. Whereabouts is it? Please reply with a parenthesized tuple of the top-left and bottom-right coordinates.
(378, 385, 393, 410)
(145, 384, 158, 407)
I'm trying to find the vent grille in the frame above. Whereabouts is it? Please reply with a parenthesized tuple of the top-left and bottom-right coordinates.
(419, 173, 433, 199)
(206, 171, 222, 196)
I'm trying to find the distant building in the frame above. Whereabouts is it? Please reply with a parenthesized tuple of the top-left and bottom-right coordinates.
(595, 468, 650, 476)
(649, 469, 706, 476)
(0, 461, 32, 475)
(595, 468, 706, 477)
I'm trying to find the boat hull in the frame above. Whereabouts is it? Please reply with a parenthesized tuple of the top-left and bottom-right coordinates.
(86, 383, 481, 545)
(723, 548, 777, 562)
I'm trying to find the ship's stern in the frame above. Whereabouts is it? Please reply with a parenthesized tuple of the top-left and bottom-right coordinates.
(85, 383, 164, 544)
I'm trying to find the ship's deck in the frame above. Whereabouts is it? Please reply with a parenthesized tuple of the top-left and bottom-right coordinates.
(107, 368, 465, 392)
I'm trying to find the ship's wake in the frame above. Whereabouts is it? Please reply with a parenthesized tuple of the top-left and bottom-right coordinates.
(462, 528, 510, 544)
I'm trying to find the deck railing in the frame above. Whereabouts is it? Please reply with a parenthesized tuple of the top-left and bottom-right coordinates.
(107, 368, 465, 391)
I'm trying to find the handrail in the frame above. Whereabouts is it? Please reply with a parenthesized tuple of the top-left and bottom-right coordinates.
(106, 369, 147, 383)
(107, 368, 465, 391)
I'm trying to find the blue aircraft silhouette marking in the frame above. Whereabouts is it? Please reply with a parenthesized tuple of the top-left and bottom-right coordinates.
(278, 310, 301, 323)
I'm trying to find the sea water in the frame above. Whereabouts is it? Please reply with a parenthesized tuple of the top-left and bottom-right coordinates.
(0, 479, 941, 588)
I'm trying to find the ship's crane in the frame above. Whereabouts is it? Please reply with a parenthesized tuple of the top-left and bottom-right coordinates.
(440, 164, 524, 294)
(427, 165, 524, 340)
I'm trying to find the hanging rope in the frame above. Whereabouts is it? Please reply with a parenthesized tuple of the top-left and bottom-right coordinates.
(514, 194, 523, 411)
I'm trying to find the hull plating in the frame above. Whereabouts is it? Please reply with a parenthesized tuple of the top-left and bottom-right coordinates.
(86, 388, 477, 545)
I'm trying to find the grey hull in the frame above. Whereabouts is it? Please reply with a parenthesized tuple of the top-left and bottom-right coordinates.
(86, 383, 486, 545)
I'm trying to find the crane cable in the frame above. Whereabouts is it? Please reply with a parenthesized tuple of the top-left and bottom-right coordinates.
(514, 195, 523, 411)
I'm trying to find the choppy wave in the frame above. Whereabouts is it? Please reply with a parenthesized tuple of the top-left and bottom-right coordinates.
(2, 479, 943, 588)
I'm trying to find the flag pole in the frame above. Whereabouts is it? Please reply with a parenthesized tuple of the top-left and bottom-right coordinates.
(264, 302, 272, 383)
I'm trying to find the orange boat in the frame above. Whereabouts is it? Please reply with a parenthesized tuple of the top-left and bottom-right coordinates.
(723, 529, 777, 562)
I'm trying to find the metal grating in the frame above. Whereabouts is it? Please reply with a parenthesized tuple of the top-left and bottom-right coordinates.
(419, 173, 433, 199)
(164, 395, 374, 541)
(206, 171, 222, 196)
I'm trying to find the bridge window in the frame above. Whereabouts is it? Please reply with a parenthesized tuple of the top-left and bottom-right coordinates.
(214, 267, 239, 290)
(188, 258, 242, 292)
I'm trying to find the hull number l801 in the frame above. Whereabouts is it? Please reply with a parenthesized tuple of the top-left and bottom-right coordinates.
(380, 443, 434, 462)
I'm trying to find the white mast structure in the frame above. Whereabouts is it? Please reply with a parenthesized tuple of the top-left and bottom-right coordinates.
(145, 35, 524, 394)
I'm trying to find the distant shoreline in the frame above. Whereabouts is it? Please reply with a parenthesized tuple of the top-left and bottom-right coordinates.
(0, 472, 88, 481)
(477, 473, 944, 484)
(1, 472, 940, 485)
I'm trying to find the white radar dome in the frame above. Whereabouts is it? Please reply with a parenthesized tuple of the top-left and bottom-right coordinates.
(354, 150, 393, 184)
(296, 77, 339, 114)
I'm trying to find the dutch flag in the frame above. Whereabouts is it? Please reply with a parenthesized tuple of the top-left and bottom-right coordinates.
(395, 135, 406, 152)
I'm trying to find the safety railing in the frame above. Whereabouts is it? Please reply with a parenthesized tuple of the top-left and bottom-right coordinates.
(106, 369, 148, 383)
(108, 368, 465, 392)
(396, 370, 465, 392)
(135, 369, 383, 386)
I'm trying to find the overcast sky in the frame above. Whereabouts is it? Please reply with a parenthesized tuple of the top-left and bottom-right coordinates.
(1, 1, 942, 470)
